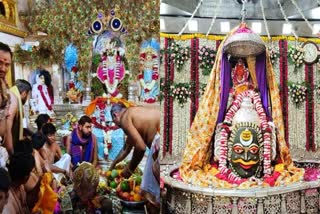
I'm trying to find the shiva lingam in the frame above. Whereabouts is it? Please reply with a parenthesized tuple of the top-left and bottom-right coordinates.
(162, 24, 320, 214)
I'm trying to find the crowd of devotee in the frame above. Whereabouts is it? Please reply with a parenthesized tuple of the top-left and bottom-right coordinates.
(0, 42, 160, 214)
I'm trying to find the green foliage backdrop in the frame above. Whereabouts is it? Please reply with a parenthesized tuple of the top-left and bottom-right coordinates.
(18, 0, 159, 80)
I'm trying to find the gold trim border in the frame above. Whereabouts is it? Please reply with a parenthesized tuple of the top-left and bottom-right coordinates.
(0, 22, 27, 38)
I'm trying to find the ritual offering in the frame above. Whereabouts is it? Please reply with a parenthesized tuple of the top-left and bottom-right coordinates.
(101, 162, 145, 206)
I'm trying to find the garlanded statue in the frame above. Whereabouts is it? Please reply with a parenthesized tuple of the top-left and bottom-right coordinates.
(31, 70, 54, 116)
(96, 38, 126, 98)
(85, 97, 134, 161)
(228, 122, 263, 179)
(89, 9, 128, 98)
(66, 66, 83, 103)
(179, 23, 304, 188)
(138, 39, 160, 103)
(64, 44, 84, 103)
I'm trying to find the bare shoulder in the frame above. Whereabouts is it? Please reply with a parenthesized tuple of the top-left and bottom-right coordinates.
(54, 142, 60, 150)
(8, 91, 18, 108)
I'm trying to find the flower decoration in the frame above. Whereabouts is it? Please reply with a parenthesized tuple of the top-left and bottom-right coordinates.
(288, 45, 304, 72)
(170, 82, 192, 107)
(288, 82, 308, 107)
(168, 41, 190, 72)
(21, 0, 159, 80)
(160, 80, 197, 107)
(60, 112, 78, 131)
(198, 45, 216, 76)
(159, 78, 171, 102)
(267, 45, 279, 64)
(66, 87, 82, 103)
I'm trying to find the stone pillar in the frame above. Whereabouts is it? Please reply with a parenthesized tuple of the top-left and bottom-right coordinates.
(207, 196, 213, 214)
(257, 198, 264, 214)
(280, 194, 287, 214)
(231, 197, 239, 214)
(171, 190, 175, 209)
(301, 190, 306, 214)
(186, 193, 192, 214)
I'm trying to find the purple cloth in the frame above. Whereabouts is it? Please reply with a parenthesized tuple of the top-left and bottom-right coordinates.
(217, 53, 232, 123)
(70, 129, 94, 166)
(255, 53, 270, 119)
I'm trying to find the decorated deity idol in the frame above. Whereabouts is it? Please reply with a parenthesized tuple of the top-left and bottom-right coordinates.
(66, 66, 84, 103)
(179, 23, 304, 188)
(96, 38, 126, 98)
(85, 97, 133, 161)
(228, 123, 263, 178)
(231, 59, 251, 93)
(31, 70, 54, 116)
(138, 39, 160, 103)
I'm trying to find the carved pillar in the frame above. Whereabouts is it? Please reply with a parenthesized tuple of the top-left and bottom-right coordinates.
(257, 198, 264, 214)
(207, 196, 213, 214)
(231, 197, 239, 214)
(186, 193, 192, 214)
(280, 194, 287, 214)
(171, 190, 175, 209)
(301, 190, 306, 214)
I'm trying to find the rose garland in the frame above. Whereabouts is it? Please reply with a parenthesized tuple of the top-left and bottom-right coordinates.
(288, 82, 308, 107)
(160, 80, 193, 107)
(305, 64, 315, 151)
(217, 90, 273, 184)
(168, 41, 190, 72)
(170, 83, 192, 107)
(288, 45, 304, 72)
(279, 40, 289, 145)
(91, 100, 119, 133)
(198, 45, 216, 76)
(38, 85, 53, 111)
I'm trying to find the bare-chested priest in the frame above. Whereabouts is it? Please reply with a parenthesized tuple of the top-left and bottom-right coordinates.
(109, 103, 160, 214)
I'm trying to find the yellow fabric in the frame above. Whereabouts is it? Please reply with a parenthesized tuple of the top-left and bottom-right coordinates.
(246, 56, 258, 88)
(85, 97, 135, 116)
(179, 27, 236, 183)
(5, 65, 12, 87)
(32, 173, 58, 214)
(9, 86, 23, 140)
(179, 24, 303, 187)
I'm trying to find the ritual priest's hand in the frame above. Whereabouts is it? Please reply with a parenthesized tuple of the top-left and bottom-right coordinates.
(121, 166, 133, 178)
